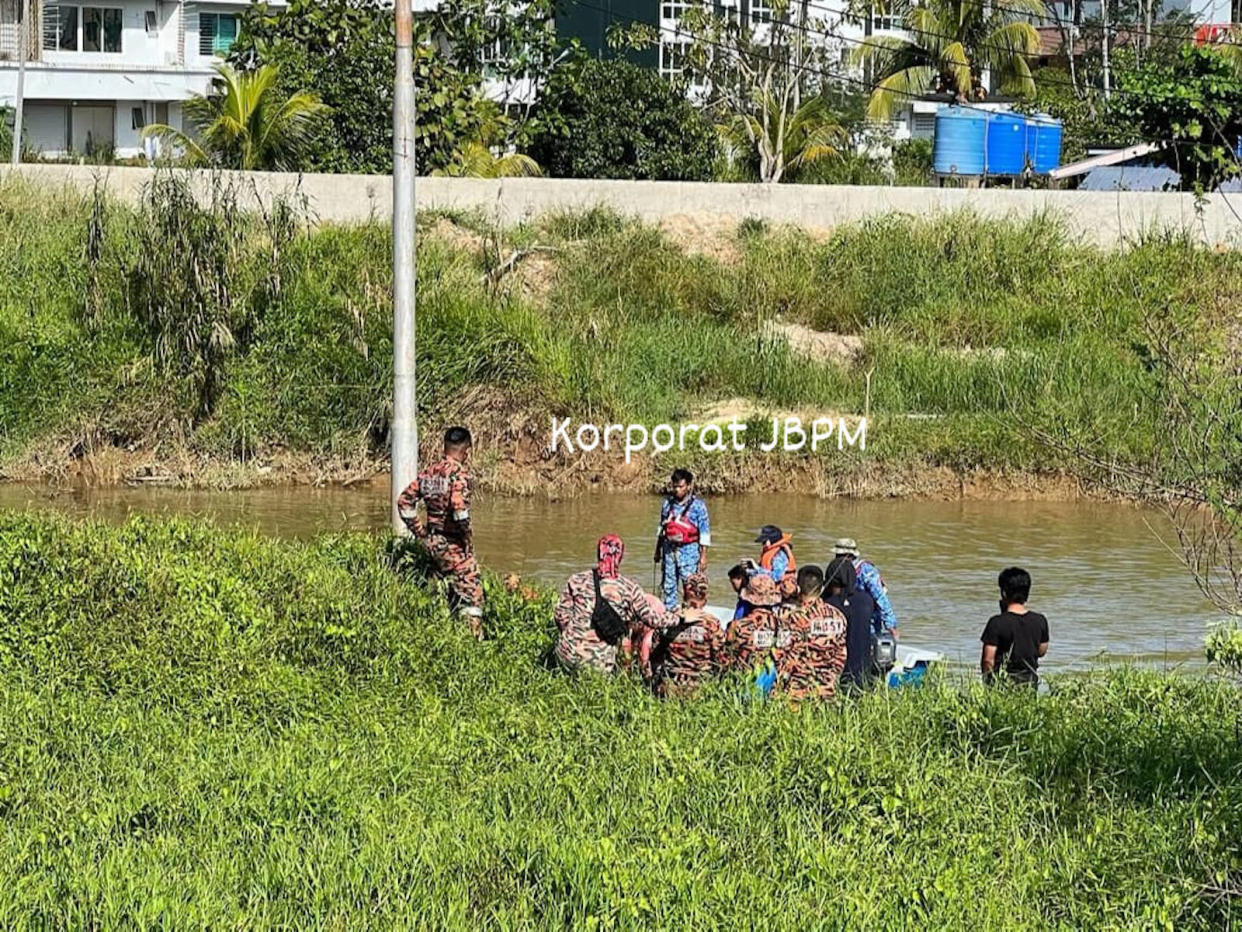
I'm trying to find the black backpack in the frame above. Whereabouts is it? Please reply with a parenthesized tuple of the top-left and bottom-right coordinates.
(591, 570, 629, 645)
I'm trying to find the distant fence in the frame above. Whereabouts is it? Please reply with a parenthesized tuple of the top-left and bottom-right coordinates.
(3, 163, 1240, 249)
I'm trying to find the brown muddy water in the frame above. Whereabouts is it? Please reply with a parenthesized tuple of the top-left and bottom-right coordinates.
(0, 484, 1220, 674)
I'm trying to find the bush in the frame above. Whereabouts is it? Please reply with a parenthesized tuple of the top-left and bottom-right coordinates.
(528, 58, 717, 181)
(0, 510, 1239, 927)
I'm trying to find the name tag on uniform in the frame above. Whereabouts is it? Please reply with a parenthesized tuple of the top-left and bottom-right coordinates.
(752, 630, 773, 649)
(682, 628, 705, 643)
(420, 477, 449, 495)
(810, 619, 835, 637)
(776, 631, 793, 649)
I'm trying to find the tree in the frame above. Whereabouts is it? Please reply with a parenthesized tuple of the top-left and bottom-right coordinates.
(231, 0, 566, 174)
(526, 58, 716, 181)
(620, 0, 844, 183)
(142, 62, 328, 171)
(718, 95, 846, 183)
(431, 142, 542, 178)
(1115, 44, 1242, 192)
(856, 0, 1043, 120)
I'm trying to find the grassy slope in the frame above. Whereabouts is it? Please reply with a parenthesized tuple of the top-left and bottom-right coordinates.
(0, 511, 1238, 927)
(2, 178, 1240, 490)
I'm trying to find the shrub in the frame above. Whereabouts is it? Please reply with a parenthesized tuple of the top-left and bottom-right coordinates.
(528, 58, 717, 181)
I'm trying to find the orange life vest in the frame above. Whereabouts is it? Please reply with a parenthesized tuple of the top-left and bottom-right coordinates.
(662, 498, 700, 546)
(758, 537, 797, 596)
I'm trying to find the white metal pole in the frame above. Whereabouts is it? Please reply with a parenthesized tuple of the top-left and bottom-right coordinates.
(391, 0, 418, 534)
(11, 0, 27, 164)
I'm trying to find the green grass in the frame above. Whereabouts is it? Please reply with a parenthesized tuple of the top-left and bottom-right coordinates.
(2, 175, 1239, 483)
(0, 510, 1239, 927)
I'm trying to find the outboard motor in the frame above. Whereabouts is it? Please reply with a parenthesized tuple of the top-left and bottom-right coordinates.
(871, 630, 897, 679)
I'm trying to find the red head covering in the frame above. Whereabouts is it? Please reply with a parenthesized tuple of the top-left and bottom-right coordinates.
(596, 534, 625, 579)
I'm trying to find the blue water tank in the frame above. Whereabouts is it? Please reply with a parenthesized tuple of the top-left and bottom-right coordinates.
(1025, 113, 1063, 174)
(933, 107, 987, 176)
(985, 111, 1027, 175)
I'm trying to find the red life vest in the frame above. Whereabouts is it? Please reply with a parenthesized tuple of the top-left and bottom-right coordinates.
(662, 498, 700, 545)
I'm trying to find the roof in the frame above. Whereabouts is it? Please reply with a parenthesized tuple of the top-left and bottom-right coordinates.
(1048, 143, 1161, 179)
(1079, 165, 1181, 191)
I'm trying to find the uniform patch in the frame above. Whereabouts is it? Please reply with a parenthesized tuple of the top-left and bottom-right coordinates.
(680, 627, 706, 643)
(810, 619, 837, 637)
(420, 476, 449, 495)
(752, 629, 774, 649)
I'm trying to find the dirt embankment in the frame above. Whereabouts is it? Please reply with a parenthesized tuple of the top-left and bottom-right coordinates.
(1, 389, 1097, 502)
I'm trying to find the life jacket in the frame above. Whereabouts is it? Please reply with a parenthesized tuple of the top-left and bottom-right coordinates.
(662, 497, 700, 546)
(759, 536, 797, 598)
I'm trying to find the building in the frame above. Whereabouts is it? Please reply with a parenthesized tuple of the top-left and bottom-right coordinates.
(0, 0, 260, 158)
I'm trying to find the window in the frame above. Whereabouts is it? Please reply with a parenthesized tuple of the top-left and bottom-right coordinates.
(42, 5, 78, 51)
(659, 40, 690, 80)
(42, 5, 121, 52)
(870, 0, 907, 30)
(198, 12, 237, 56)
(131, 106, 145, 130)
(749, 0, 772, 24)
(661, 0, 689, 22)
(145, 10, 157, 36)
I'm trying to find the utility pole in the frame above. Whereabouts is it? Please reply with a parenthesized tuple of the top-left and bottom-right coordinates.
(1100, 0, 1111, 101)
(10, 0, 27, 164)
(391, 0, 417, 534)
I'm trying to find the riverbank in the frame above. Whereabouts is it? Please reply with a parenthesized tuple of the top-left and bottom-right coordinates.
(0, 511, 1237, 926)
(3, 175, 1238, 498)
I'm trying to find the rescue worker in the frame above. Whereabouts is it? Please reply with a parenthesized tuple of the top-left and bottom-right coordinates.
(823, 556, 877, 692)
(397, 426, 484, 637)
(778, 565, 849, 701)
(654, 469, 711, 611)
(833, 537, 898, 636)
(723, 573, 786, 696)
(554, 535, 710, 675)
(650, 573, 726, 697)
(754, 524, 797, 600)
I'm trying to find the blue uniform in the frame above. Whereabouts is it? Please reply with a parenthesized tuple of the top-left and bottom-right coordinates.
(855, 559, 897, 632)
(764, 550, 791, 585)
(658, 496, 711, 610)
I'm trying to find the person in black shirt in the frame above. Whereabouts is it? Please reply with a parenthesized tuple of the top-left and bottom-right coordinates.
(981, 567, 1049, 687)
(824, 556, 878, 692)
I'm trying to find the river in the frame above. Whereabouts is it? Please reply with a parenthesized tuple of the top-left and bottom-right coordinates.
(0, 484, 1219, 673)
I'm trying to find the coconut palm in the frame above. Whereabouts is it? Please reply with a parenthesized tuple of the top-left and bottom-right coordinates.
(856, 0, 1043, 120)
(142, 62, 328, 171)
(431, 141, 542, 178)
(719, 95, 848, 184)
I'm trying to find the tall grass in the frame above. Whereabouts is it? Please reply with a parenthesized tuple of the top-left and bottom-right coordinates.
(2, 177, 1239, 478)
(0, 510, 1238, 927)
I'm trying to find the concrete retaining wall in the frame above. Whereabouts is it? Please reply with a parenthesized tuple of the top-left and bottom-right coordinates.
(4, 162, 1240, 249)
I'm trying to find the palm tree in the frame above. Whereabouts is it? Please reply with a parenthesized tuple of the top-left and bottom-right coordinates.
(431, 141, 542, 178)
(719, 95, 848, 184)
(142, 62, 328, 171)
(856, 0, 1043, 120)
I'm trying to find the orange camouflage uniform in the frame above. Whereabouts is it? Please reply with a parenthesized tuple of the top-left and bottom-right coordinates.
(397, 456, 484, 625)
(723, 605, 792, 680)
(775, 598, 848, 700)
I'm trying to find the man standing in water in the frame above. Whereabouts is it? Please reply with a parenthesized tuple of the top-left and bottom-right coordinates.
(397, 426, 484, 638)
(981, 567, 1049, 688)
(655, 469, 711, 611)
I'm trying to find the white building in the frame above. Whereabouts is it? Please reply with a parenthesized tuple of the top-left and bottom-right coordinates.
(0, 0, 257, 158)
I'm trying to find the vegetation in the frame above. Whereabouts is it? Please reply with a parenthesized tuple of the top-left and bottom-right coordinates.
(141, 62, 328, 171)
(856, 0, 1043, 119)
(231, 0, 563, 174)
(0, 509, 1237, 926)
(528, 59, 717, 182)
(1115, 45, 1242, 192)
(717, 96, 847, 185)
(2, 176, 1241, 490)
(431, 141, 543, 178)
